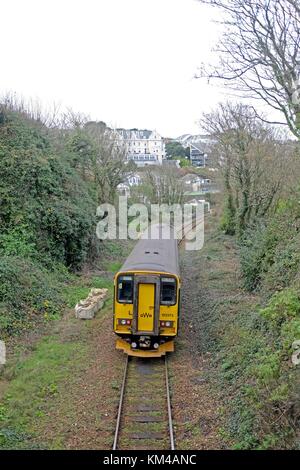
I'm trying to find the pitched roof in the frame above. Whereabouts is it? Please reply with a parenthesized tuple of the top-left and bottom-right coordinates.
(117, 129, 154, 140)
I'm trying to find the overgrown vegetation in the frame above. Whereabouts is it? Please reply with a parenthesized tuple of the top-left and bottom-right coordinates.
(186, 197, 300, 449)
(218, 285, 300, 449)
(197, 7, 300, 447)
(200, 109, 300, 448)
(0, 99, 136, 449)
(240, 200, 300, 292)
(227, 194, 300, 448)
(202, 102, 297, 237)
(0, 100, 129, 338)
(0, 256, 63, 338)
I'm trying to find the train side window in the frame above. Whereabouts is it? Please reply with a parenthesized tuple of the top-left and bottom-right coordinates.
(160, 277, 176, 305)
(117, 276, 133, 303)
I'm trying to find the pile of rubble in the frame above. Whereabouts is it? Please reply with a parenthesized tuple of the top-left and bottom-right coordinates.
(75, 288, 108, 319)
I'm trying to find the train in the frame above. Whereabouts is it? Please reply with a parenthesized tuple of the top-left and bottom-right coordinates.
(113, 224, 181, 357)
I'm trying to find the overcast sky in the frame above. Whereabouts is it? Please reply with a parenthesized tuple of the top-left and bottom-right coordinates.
(1, 0, 229, 136)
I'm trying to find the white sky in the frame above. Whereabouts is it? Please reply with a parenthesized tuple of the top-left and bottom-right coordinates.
(1, 0, 230, 136)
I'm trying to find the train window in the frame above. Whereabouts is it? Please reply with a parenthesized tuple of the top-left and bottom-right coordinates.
(160, 277, 176, 305)
(117, 275, 133, 303)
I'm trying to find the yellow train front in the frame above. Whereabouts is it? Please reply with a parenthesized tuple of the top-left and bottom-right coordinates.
(113, 224, 180, 357)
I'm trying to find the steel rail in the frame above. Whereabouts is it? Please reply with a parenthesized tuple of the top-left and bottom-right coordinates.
(177, 216, 204, 246)
(112, 355, 129, 450)
(165, 355, 175, 450)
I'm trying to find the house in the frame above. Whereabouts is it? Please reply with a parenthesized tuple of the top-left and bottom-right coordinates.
(181, 173, 199, 186)
(181, 174, 211, 187)
(117, 128, 166, 167)
(127, 173, 142, 186)
(190, 144, 208, 167)
(117, 172, 142, 197)
(181, 173, 215, 196)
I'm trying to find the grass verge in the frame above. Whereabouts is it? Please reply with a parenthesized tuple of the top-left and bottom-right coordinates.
(0, 273, 114, 449)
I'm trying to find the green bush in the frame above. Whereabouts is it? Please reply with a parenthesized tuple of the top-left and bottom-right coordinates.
(0, 256, 63, 337)
(260, 289, 300, 325)
(0, 225, 36, 258)
(239, 199, 300, 291)
(220, 205, 236, 235)
(219, 287, 300, 449)
(0, 109, 97, 268)
(263, 235, 300, 292)
(218, 185, 300, 448)
(0, 106, 106, 337)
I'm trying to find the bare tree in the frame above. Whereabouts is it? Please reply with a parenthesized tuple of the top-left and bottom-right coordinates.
(132, 166, 184, 206)
(201, 102, 287, 235)
(197, 0, 300, 139)
(57, 108, 91, 129)
(68, 121, 135, 204)
(0, 92, 64, 130)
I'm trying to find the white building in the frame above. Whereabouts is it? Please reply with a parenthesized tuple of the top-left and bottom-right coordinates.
(117, 128, 166, 166)
(116, 172, 142, 197)
(127, 173, 142, 186)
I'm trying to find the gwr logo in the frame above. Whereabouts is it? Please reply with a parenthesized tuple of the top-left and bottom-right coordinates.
(140, 312, 152, 318)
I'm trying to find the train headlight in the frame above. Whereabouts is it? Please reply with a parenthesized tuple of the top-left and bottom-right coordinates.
(153, 343, 159, 349)
(160, 320, 173, 328)
(118, 319, 132, 326)
(131, 342, 137, 349)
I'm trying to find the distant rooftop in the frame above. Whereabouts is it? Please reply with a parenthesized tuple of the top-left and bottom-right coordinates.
(117, 129, 154, 140)
(175, 134, 214, 145)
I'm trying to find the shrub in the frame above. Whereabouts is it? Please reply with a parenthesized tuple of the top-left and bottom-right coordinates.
(0, 256, 63, 337)
(0, 109, 97, 268)
(239, 199, 300, 292)
(0, 225, 36, 258)
(260, 289, 300, 326)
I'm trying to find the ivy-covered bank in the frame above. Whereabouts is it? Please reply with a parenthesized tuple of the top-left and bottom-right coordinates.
(218, 198, 300, 449)
(218, 286, 300, 449)
(0, 100, 132, 338)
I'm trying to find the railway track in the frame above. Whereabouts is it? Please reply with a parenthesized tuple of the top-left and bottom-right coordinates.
(113, 355, 175, 450)
(177, 215, 204, 247)
(111, 217, 206, 450)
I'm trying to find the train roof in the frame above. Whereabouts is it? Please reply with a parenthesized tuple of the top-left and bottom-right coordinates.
(119, 224, 180, 276)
